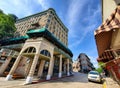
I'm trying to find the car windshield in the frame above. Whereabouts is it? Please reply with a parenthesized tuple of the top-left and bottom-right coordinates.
(89, 71, 99, 75)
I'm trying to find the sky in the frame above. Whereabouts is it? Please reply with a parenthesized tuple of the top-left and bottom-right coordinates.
(0, 0, 102, 68)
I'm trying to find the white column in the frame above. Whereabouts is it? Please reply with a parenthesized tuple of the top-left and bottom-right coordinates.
(25, 54, 39, 84)
(25, 58, 33, 77)
(67, 59, 70, 76)
(46, 55, 54, 80)
(6, 55, 22, 80)
(58, 55, 62, 78)
(37, 60, 45, 78)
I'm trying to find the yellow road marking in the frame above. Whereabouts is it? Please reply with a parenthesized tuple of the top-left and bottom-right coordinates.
(103, 81, 107, 88)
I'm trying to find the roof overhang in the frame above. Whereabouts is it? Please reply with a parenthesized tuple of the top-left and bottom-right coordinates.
(26, 28, 73, 57)
(0, 28, 73, 58)
(94, 6, 120, 56)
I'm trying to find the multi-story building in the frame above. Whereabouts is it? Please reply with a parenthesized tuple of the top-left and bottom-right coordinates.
(77, 53, 95, 73)
(0, 8, 73, 84)
(72, 60, 80, 72)
(14, 8, 68, 46)
(95, 0, 120, 84)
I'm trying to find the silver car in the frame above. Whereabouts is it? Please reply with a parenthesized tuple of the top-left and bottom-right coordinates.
(88, 71, 103, 83)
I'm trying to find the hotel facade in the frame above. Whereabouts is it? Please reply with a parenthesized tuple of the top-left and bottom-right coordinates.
(0, 8, 73, 84)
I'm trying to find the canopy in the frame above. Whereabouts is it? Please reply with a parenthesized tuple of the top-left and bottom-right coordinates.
(27, 28, 73, 57)
(95, 6, 120, 56)
(95, 6, 120, 35)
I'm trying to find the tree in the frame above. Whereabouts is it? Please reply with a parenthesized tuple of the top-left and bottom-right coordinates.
(8, 14, 18, 22)
(0, 10, 17, 39)
(96, 62, 106, 73)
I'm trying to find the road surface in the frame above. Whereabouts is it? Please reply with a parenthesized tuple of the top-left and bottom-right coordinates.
(0, 72, 102, 88)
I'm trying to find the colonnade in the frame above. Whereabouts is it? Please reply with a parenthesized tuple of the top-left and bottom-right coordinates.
(5, 53, 71, 84)
(5, 38, 72, 84)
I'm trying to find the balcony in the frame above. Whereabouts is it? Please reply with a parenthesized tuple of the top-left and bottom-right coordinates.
(0, 48, 19, 58)
(97, 49, 120, 63)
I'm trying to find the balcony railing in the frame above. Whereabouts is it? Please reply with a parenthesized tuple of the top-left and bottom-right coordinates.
(0, 48, 19, 58)
(97, 49, 120, 62)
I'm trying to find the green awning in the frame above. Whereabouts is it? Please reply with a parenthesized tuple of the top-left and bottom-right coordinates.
(0, 28, 73, 57)
(0, 35, 29, 46)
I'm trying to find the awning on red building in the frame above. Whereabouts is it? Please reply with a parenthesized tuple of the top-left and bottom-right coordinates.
(95, 6, 120, 56)
(95, 6, 120, 35)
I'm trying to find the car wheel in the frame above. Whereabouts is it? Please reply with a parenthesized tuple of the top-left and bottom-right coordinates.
(100, 80, 103, 84)
(88, 79, 91, 82)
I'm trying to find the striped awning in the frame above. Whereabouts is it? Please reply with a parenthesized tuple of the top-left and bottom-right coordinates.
(95, 6, 120, 35)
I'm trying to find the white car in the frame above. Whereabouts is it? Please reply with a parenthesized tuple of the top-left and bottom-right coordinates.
(88, 71, 103, 83)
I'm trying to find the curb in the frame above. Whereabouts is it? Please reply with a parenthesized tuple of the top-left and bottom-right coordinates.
(32, 74, 74, 84)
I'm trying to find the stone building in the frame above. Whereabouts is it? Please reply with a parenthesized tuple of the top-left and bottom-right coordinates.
(77, 53, 95, 73)
(0, 8, 73, 84)
(95, 0, 120, 84)
(72, 60, 80, 72)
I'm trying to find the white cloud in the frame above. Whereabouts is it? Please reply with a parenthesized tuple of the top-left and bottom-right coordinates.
(67, 0, 87, 38)
(0, 0, 32, 17)
(67, 0, 87, 27)
(0, 0, 50, 18)
(89, 56, 98, 68)
(68, 2, 101, 48)
(68, 24, 96, 48)
(37, 0, 50, 10)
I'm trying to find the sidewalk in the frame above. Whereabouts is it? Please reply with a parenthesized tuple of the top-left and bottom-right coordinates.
(104, 77, 120, 88)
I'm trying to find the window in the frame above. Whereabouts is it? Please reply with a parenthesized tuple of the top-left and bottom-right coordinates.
(47, 19, 50, 23)
(53, 29, 55, 34)
(46, 24, 49, 28)
(54, 21, 56, 25)
(23, 47, 36, 53)
(40, 50, 51, 57)
(53, 25, 55, 29)
(49, 14, 52, 18)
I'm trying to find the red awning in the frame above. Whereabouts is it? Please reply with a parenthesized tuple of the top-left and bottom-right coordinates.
(95, 6, 120, 35)
(95, 6, 120, 56)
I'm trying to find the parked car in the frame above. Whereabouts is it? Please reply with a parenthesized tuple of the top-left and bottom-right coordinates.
(88, 71, 103, 83)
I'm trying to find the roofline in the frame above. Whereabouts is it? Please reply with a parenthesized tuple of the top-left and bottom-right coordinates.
(15, 8, 68, 32)
(15, 9, 48, 23)
(48, 8, 69, 32)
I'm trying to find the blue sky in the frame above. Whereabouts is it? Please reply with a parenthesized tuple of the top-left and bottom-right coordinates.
(0, 0, 102, 68)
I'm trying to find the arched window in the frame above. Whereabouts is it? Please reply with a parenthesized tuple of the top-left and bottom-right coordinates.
(40, 50, 51, 57)
(23, 47, 36, 53)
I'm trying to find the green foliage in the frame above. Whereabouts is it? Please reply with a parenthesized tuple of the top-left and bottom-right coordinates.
(98, 62, 106, 68)
(0, 10, 17, 39)
(95, 67, 103, 73)
(95, 62, 105, 73)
